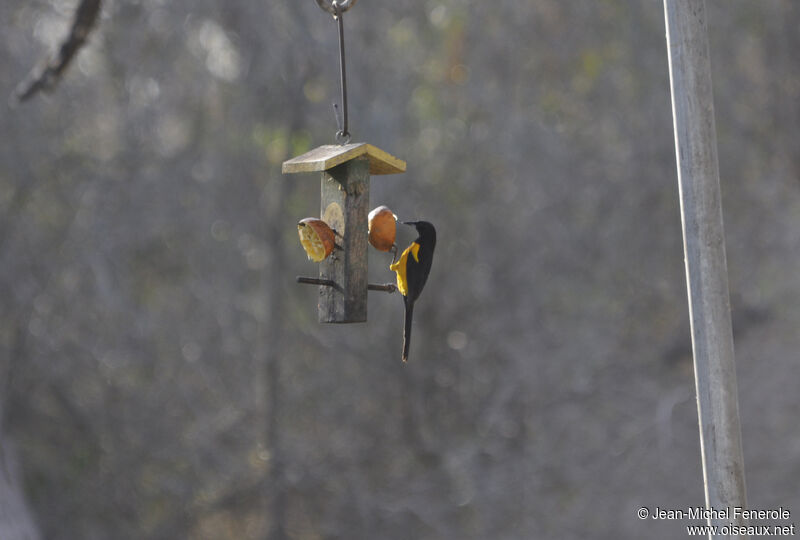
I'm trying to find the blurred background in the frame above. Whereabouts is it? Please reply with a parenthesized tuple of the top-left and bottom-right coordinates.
(1, 1, 798, 538)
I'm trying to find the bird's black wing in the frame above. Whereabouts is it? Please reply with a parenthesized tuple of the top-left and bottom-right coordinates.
(404, 243, 433, 303)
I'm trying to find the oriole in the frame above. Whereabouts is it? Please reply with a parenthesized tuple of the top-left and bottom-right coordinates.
(389, 221, 436, 362)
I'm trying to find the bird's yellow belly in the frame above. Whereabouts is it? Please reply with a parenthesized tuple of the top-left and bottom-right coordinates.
(390, 242, 420, 297)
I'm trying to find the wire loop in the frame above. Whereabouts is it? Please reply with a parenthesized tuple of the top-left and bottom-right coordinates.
(335, 130, 352, 145)
(315, 0, 358, 16)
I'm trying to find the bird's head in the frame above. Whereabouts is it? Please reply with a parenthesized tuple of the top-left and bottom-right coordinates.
(401, 220, 436, 244)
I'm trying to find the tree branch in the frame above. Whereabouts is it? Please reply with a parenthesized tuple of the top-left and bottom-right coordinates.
(12, 0, 102, 104)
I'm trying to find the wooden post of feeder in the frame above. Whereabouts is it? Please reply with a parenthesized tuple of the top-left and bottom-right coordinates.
(283, 142, 406, 323)
(664, 0, 747, 534)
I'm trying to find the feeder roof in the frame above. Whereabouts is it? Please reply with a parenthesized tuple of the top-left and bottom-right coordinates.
(282, 143, 406, 175)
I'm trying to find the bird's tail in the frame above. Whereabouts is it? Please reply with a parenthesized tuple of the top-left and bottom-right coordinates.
(402, 298, 414, 362)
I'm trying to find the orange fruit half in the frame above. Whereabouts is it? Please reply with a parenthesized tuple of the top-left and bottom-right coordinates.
(297, 218, 336, 262)
(368, 206, 397, 252)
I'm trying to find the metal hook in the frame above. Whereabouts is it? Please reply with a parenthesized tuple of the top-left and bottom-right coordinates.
(315, 0, 359, 17)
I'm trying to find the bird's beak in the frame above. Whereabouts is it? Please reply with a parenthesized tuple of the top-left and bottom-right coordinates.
(400, 221, 416, 226)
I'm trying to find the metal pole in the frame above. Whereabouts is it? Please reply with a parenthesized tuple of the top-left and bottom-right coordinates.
(664, 1, 747, 537)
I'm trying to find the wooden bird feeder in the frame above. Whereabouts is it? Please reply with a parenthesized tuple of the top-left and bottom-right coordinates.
(283, 142, 406, 323)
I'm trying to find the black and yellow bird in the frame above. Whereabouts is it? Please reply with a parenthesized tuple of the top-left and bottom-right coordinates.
(390, 221, 436, 362)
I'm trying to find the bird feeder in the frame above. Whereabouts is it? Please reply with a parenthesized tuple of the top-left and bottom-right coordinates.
(283, 143, 406, 323)
(285, 0, 404, 323)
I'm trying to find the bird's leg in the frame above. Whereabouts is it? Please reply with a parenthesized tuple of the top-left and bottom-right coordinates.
(330, 228, 344, 252)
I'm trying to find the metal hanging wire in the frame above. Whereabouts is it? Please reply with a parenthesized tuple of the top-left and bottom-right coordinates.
(315, 0, 355, 144)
